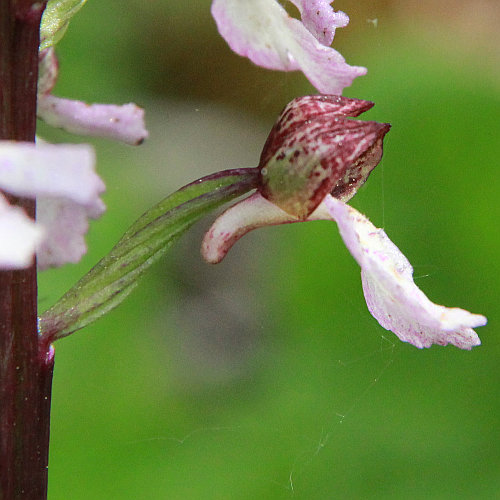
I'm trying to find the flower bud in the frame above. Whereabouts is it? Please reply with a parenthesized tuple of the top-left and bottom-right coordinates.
(259, 95, 390, 219)
(38, 47, 59, 97)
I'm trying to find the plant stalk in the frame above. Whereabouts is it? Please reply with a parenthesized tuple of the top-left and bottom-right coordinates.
(0, 2, 52, 499)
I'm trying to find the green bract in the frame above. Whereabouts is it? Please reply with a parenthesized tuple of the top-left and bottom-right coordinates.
(39, 169, 259, 341)
(40, 0, 88, 50)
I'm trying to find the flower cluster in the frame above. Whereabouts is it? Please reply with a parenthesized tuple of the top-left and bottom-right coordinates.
(2, 1, 486, 349)
(0, 46, 147, 270)
(1, 0, 355, 270)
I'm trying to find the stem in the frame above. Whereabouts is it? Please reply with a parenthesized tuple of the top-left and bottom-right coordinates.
(0, 2, 52, 499)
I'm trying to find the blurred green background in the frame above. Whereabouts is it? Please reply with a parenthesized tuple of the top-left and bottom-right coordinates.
(38, 1, 499, 498)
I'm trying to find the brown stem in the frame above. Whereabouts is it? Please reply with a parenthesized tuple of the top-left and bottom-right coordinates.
(0, 2, 52, 499)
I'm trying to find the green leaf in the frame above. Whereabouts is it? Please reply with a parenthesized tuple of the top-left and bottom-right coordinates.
(40, 0, 88, 50)
(39, 168, 259, 341)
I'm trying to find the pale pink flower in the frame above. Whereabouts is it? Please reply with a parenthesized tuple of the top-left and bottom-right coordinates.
(211, 0, 366, 94)
(0, 141, 103, 270)
(201, 96, 487, 349)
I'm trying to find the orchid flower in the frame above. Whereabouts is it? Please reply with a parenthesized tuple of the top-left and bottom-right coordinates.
(201, 95, 487, 349)
(211, 0, 366, 94)
(0, 141, 103, 270)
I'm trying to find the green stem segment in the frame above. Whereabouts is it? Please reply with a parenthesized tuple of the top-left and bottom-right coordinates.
(39, 168, 260, 342)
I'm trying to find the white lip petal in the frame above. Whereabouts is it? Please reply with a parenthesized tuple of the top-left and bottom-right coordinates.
(0, 194, 43, 270)
(211, 0, 365, 94)
(202, 190, 486, 349)
(37, 95, 148, 145)
(323, 195, 486, 349)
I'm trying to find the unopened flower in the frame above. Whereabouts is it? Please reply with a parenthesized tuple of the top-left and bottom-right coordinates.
(0, 141, 103, 270)
(37, 48, 148, 145)
(211, 0, 366, 94)
(202, 95, 487, 349)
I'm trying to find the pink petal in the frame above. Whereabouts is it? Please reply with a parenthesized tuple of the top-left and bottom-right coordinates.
(211, 0, 366, 94)
(202, 192, 292, 263)
(36, 196, 104, 270)
(0, 141, 102, 209)
(0, 194, 43, 269)
(260, 95, 375, 167)
(201, 192, 331, 264)
(323, 195, 486, 349)
(290, 0, 349, 46)
(37, 95, 148, 145)
(0, 141, 105, 269)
